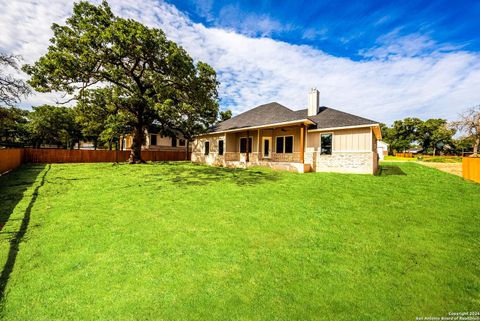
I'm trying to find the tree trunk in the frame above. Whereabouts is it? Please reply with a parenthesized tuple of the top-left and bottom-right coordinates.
(129, 122, 144, 164)
(185, 140, 189, 160)
(474, 137, 479, 156)
(432, 146, 436, 156)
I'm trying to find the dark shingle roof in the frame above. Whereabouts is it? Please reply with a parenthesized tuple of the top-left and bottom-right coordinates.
(307, 107, 378, 129)
(210, 102, 303, 132)
(210, 102, 378, 133)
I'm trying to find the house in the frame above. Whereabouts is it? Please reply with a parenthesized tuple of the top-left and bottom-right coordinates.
(191, 89, 382, 174)
(406, 147, 423, 154)
(377, 141, 389, 160)
(123, 131, 189, 152)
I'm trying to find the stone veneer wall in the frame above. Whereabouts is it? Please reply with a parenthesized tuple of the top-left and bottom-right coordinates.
(305, 151, 375, 174)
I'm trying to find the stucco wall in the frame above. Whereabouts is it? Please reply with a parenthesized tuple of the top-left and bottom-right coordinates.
(191, 133, 226, 165)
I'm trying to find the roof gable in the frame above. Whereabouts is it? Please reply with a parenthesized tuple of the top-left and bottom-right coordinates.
(210, 102, 302, 132)
(308, 107, 377, 129)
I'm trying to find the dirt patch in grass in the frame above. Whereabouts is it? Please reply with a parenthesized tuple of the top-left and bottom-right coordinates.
(419, 162, 462, 177)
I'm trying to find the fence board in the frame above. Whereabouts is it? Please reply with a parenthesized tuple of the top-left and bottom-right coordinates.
(462, 157, 480, 184)
(394, 152, 414, 158)
(0, 149, 24, 174)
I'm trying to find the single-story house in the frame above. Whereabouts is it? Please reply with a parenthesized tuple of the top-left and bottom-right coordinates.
(191, 89, 382, 174)
(377, 141, 389, 160)
(124, 132, 189, 152)
(406, 147, 423, 154)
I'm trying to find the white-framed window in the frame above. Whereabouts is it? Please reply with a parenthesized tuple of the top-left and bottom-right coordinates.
(275, 135, 294, 154)
(320, 133, 333, 155)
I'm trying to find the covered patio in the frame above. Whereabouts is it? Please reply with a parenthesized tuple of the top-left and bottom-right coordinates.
(221, 120, 313, 172)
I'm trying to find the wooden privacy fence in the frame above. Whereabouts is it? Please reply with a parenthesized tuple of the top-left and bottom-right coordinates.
(0, 148, 190, 174)
(23, 149, 190, 163)
(462, 157, 480, 184)
(0, 149, 24, 174)
(394, 152, 414, 158)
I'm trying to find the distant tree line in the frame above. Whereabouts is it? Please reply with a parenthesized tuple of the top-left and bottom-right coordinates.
(0, 98, 232, 150)
(0, 104, 124, 150)
(381, 107, 480, 156)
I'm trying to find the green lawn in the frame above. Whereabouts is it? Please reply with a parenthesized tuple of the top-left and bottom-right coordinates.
(0, 162, 479, 320)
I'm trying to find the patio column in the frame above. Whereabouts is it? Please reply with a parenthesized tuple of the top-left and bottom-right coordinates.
(257, 128, 260, 161)
(300, 125, 305, 164)
(246, 130, 250, 162)
(224, 134, 227, 162)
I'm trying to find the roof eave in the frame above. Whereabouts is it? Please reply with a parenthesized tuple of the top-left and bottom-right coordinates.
(198, 119, 316, 136)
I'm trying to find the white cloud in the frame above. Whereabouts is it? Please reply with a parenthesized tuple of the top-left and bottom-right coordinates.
(1, 0, 480, 124)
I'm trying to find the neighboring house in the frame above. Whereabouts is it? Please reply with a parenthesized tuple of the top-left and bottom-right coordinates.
(192, 89, 382, 174)
(124, 131, 189, 151)
(377, 141, 389, 160)
(406, 147, 423, 154)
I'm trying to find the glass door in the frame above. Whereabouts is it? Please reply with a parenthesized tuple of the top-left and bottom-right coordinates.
(263, 137, 271, 159)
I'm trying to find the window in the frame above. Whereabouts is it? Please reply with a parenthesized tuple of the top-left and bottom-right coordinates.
(276, 135, 293, 153)
(219, 140, 224, 155)
(276, 137, 284, 153)
(171, 136, 177, 147)
(150, 134, 157, 146)
(179, 139, 186, 146)
(321, 133, 332, 155)
(240, 137, 252, 153)
(204, 141, 210, 155)
(285, 136, 293, 153)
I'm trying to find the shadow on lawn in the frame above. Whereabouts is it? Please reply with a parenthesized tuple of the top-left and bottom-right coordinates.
(379, 165, 407, 176)
(0, 164, 50, 304)
(164, 163, 281, 186)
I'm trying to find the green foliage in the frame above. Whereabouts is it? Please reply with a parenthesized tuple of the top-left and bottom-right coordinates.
(23, 1, 219, 162)
(381, 118, 422, 153)
(74, 88, 133, 149)
(98, 113, 132, 149)
(0, 162, 478, 320)
(381, 118, 456, 155)
(0, 106, 30, 146)
(417, 119, 455, 155)
(28, 105, 82, 149)
(219, 109, 232, 121)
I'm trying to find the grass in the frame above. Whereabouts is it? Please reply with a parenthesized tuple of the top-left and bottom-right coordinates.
(0, 162, 479, 321)
(383, 155, 418, 161)
(420, 156, 463, 163)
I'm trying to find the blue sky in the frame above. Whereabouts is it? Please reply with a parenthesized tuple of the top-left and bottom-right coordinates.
(171, 0, 480, 59)
(1, 0, 480, 124)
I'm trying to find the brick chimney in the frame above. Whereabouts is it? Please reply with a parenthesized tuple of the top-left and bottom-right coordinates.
(308, 88, 320, 116)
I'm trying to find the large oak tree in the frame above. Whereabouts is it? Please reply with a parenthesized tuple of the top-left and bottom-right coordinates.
(24, 0, 219, 163)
